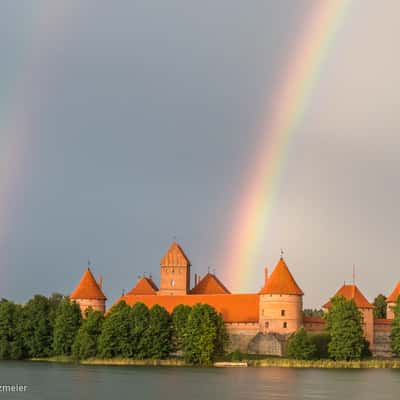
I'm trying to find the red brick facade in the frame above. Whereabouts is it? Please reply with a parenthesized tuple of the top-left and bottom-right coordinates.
(70, 241, 398, 354)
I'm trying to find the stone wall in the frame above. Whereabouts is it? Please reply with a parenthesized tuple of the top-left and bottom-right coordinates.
(248, 333, 287, 356)
(373, 320, 393, 358)
(226, 326, 286, 356)
(226, 318, 395, 358)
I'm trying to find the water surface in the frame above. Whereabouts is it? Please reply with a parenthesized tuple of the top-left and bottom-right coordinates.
(0, 362, 399, 400)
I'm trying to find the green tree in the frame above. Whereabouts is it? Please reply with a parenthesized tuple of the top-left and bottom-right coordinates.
(285, 328, 317, 360)
(183, 304, 228, 365)
(72, 308, 103, 359)
(390, 297, 400, 355)
(131, 302, 150, 359)
(97, 301, 135, 358)
(0, 299, 24, 360)
(48, 293, 65, 329)
(21, 295, 53, 357)
(171, 305, 191, 352)
(324, 295, 365, 360)
(52, 299, 82, 356)
(373, 294, 387, 319)
(145, 305, 172, 359)
(215, 310, 229, 358)
(308, 332, 331, 359)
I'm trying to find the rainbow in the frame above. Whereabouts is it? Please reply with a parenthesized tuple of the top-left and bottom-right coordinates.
(0, 4, 77, 288)
(220, 1, 351, 292)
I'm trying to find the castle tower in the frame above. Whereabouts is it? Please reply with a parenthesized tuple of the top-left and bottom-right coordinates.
(259, 257, 304, 334)
(158, 242, 191, 295)
(70, 267, 107, 314)
(386, 281, 400, 319)
(323, 284, 374, 348)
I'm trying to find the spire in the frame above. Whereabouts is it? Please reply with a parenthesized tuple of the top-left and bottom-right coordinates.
(70, 267, 107, 300)
(259, 257, 303, 295)
(160, 241, 191, 267)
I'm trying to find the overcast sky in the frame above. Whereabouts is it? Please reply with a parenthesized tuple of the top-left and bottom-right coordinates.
(1, 1, 399, 308)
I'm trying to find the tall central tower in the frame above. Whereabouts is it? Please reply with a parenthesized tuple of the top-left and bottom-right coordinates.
(158, 242, 191, 295)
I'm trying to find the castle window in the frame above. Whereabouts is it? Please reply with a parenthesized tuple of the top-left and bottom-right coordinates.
(281, 310, 285, 317)
(170, 279, 175, 288)
(283, 322, 288, 328)
(172, 269, 175, 273)
(262, 309, 264, 316)
(265, 321, 269, 328)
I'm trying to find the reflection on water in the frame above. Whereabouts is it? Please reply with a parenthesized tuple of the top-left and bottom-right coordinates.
(0, 362, 400, 400)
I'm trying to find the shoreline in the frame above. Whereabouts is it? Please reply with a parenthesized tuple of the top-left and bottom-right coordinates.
(28, 357, 400, 369)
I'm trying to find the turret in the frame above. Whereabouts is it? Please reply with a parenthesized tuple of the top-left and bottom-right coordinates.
(259, 257, 303, 334)
(386, 281, 400, 319)
(158, 242, 191, 295)
(70, 267, 107, 314)
(323, 284, 374, 348)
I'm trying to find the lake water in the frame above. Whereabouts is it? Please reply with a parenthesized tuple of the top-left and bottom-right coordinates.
(0, 362, 400, 400)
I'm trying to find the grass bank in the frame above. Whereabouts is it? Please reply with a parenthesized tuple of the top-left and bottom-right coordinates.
(81, 358, 186, 366)
(246, 358, 400, 368)
(29, 357, 400, 368)
(29, 357, 187, 367)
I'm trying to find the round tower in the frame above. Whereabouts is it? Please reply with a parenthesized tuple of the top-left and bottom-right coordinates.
(70, 267, 107, 314)
(259, 257, 303, 334)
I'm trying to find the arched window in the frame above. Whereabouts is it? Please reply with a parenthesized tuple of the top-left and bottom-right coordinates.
(283, 322, 288, 329)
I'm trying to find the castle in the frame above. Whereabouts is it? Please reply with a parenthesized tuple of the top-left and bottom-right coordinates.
(70, 241, 399, 356)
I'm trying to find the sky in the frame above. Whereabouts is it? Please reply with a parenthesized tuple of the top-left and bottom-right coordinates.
(1, 1, 400, 309)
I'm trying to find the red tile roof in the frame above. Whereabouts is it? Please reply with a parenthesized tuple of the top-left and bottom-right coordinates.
(70, 268, 107, 300)
(160, 242, 191, 267)
(127, 277, 158, 295)
(190, 273, 230, 295)
(323, 284, 373, 309)
(115, 293, 259, 323)
(387, 281, 400, 303)
(259, 257, 303, 295)
(374, 318, 392, 325)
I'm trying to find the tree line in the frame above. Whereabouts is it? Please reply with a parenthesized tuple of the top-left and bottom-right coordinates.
(0, 295, 227, 365)
(3, 292, 400, 364)
(286, 295, 400, 361)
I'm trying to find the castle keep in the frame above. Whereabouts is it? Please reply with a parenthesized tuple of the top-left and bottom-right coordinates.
(70, 241, 398, 356)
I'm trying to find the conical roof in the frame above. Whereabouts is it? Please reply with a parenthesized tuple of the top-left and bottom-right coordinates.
(259, 257, 303, 295)
(190, 273, 230, 294)
(160, 242, 191, 267)
(323, 284, 373, 309)
(387, 281, 400, 303)
(70, 268, 107, 300)
(127, 277, 159, 295)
